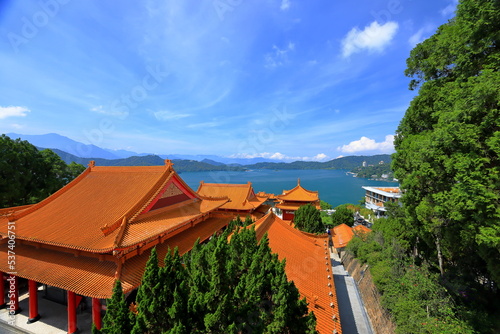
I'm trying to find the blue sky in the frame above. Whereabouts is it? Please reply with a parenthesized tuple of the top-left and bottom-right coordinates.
(0, 0, 457, 161)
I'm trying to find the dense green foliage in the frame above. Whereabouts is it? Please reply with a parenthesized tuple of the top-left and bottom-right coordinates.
(330, 206, 354, 227)
(100, 221, 317, 333)
(0, 134, 85, 208)
(294, 203, 324, 234)
(351, 163, 394, 180)
(393, 0, 500, 283)
(347, 1, 500, 332)
(348, 204, 477, 333)
(99, 280, 134, 334)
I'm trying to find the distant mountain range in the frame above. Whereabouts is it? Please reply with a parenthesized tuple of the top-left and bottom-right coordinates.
(5, 132, 392, 172)
(6, 133, 299, 165)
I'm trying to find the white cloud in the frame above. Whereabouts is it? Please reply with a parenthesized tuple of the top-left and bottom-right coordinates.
(91, 105, 128, 119)
(280, 0, 290, 11)
(154, 110, 191, 121)
(265, 42, 295, 68)
(229, 152, 330, 162)
(338, 135, 394, 153)
(341, 21, 399, 58)
(441, 0, 458, 17)
(0, 106, 30, 119)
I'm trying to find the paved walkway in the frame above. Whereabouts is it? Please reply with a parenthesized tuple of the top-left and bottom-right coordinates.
(330, 248, 373, 334)
(0, 285, 92, 334)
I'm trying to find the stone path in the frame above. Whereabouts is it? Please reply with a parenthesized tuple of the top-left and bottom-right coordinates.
(330, 248, 373, 334)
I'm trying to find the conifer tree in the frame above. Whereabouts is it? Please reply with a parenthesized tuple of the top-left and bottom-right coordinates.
(101, 280, 133, 334)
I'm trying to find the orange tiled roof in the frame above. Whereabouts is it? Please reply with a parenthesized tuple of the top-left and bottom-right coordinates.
(277, 179, 319, 202)
(332, 224, 354, 249)
(276, 202, 321, 211)
(353, 224, 372, 236)
(253, 213, 342, 334)
(196, 182, 267, 211)
(0, 215, 232, 299)
(0, 161, 228, 253)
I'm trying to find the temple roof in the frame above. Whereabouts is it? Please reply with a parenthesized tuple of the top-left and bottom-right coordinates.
(332, 224, 372, 248)
(276, 179, 320, 203)
(253, 213, 342, 334)
(0, 160, 228, 253)
(196, 182, 268, 212)
(0, 216, 231, 299)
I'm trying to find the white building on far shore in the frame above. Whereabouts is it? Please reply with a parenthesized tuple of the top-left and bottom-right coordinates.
(362, 186, 402, 217)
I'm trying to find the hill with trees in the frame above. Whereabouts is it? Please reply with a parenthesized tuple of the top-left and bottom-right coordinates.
(350, 0, 500, 332)
(0, 135, 85, 208)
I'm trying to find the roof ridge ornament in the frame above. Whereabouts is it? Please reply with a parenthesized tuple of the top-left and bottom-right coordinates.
(88, 160, 95, 168)
(164, 159, 174, 169)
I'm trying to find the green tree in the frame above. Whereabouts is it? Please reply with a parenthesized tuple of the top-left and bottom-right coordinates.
(330, 205, 354, 227)
(294, 203, 324, 234)
(393, 0, 500, 284)
(0, 135, 48, 207)
(319, 200, 332, 210)
(101, 280, 133, 334)
(0, 135, 86, 208)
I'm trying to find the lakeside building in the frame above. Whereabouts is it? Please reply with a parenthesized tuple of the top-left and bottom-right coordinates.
(275, 179, 321, 221)
(0, 160, 231, 333)
(252, 212, 342, 334)
(196, 181, 271, 220)
(362, 186, 402, 217)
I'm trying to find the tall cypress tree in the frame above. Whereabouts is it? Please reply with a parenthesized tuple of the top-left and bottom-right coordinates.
(101, 280, 133, 334)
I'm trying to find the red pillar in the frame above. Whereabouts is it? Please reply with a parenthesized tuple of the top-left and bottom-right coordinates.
(67, 290, 78, 334)
(0, 272, 5, 309)
(92, 298, 102, 330)
(28, 280, 41, 323)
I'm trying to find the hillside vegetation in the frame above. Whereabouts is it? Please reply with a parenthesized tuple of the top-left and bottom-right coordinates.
(350, 1, 500, 332)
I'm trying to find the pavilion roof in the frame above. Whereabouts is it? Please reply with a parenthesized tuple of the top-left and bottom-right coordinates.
(0, 160, 228, 253)
(332, 224, 372, 249)
(276, 179, 319, 203)
(196, 182, 268, 212)
(252, 213, 342, 334)
(332, 224, 354, 249)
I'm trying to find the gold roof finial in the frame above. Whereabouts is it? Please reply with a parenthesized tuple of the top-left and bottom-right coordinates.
(165, 159, 174, 169)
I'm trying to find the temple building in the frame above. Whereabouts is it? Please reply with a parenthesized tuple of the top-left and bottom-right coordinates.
(362, 186, 402, 217)
(275, 179, 321, 220)
(0, 160, 231, 333)
(0, 162, 343, 333)
(252, 212, 342, 334)
(196, 181, 271, 220)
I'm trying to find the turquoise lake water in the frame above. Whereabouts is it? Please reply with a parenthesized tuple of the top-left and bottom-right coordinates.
(180, 169, 397, 208)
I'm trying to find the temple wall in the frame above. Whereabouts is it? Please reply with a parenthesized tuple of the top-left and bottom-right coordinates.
(341, 251, 396, 334)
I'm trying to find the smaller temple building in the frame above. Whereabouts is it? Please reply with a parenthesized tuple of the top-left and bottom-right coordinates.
(196, 181, 271, 220)
(275, 179, 321, 221)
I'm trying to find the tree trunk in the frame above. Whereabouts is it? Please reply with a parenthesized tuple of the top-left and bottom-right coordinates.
(435, 232, 444, 276)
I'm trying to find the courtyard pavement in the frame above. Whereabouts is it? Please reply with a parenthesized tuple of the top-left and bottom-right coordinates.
(0, 285, 92, 334)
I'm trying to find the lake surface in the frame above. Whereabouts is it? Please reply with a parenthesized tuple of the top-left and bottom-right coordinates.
(180, 169, 397, 208)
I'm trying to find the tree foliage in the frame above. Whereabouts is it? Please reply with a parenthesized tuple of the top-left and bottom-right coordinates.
(293, 203, 324, 234)
(106, 221, 317, 333)
(393, 0, 500, 283)
(0, 134, 85, 208)
(330, 205, 354, 227)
